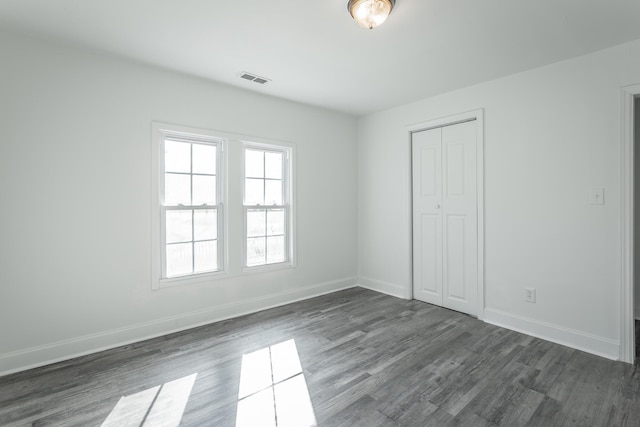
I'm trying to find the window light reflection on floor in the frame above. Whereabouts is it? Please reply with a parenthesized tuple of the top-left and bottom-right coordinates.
(236, 339, 317, 427)
(101, 373, 197, 427)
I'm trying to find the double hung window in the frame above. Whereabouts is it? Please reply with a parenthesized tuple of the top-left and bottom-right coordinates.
(244, 144, 291, 268)
(160, 135, 223, 279)
(153, 123, 294, 288)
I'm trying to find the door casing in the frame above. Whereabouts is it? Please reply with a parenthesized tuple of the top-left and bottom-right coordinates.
(621, 85, 640, 363)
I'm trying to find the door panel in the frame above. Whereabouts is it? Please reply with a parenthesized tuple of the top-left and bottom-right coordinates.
(412, 120, 478, 316)
(442, 121, 477, 315)
(445, 143, 465, 196)
(444, 214, 466, 301)
(412, 128, 442, 305)
(419, 213, 441, 298)
(420, 146, 438, 197)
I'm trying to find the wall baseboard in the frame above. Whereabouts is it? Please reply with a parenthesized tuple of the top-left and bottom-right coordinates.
(359, 276, 410, 299)
(0, 277, 357, 377)
(484, 308, 620, 361)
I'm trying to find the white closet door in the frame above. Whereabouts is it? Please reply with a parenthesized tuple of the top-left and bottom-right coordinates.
(412, 120, 478, 316)
(441, 121, 477, 315)
(412, 127, 443, 305)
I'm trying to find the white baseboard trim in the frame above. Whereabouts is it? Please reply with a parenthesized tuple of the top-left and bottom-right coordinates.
(358, 276, 410, 299)
(484, 308, 620, 361)
(0, 277, 357, 377)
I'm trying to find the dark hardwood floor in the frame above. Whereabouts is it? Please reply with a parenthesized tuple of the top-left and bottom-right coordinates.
(1, 288, 639, 426)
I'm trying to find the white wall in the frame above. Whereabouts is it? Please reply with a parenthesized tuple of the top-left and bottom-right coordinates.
(0, 31, 358, 375)
(358, 38, 640, 360)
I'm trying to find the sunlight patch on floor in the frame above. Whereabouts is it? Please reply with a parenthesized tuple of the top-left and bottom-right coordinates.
(236, 339, 316, 427)
(101, 373, 197, 427)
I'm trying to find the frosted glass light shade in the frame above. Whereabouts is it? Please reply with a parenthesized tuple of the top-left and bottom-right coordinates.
(347, 0, 395, 29)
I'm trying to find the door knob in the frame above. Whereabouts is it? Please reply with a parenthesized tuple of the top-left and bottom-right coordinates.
(435, 204, 440, 209)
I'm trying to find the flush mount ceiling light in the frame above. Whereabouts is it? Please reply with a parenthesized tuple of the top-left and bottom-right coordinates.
(347, 0, 396, 29)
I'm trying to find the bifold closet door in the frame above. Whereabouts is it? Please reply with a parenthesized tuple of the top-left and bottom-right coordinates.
(412, 120, 478, 316)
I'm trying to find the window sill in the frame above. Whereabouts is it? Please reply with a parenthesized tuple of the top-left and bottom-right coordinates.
(241, 261, 296, 275)
(152, 261, 297, 290)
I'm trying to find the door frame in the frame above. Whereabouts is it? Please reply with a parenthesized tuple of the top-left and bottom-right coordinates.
(621, 84, 639, 363)
(407, 109, 485, 319)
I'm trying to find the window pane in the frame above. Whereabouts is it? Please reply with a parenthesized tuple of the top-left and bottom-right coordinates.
(166, 210, 192, 243)
(265, 180, 282, 205)
(192, 143, 216, 175)
(247, 237, 266, 266)
(267, 236, 285, 264)
(245, 178, 264, 205)
(245, 149, 264, 178)
(165, 140, 191, 173)
(265, 152, 282, 179)
(193, 175, 216, 205)
(194, 240, 217, 273)
(266, 209, 284, 236)
(166, 243, 193, 277)
(165, 173, 191, 206)
(247, 209, 266, 237)
(194, 209, 217, 240)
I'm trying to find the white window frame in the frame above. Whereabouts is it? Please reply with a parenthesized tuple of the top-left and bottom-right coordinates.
(152, 123, 227, 289)
(242, 141, 295, 272)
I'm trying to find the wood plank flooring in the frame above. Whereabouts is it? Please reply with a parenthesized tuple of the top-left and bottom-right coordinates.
(1, 288, 639, 426)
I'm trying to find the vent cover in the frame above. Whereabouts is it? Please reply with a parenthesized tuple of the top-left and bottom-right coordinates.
(239, 72, 271, 85)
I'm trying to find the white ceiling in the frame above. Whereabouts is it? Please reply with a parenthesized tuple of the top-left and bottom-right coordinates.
(2, 0, 640, 116)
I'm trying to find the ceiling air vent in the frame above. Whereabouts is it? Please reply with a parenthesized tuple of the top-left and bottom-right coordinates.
(239, 72, 271, 85)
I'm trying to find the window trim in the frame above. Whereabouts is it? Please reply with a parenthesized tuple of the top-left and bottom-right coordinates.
(242, 141, 296, 272)
(152, 123, 228, 289)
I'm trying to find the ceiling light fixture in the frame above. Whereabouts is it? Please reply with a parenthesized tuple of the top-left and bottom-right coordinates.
(347, 0, 395, 29)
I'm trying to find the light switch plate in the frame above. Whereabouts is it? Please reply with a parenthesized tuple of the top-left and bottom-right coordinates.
(589, 187, 605, 205)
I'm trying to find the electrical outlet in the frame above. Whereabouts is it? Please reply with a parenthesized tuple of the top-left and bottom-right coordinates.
(525, 288, 536, 303)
